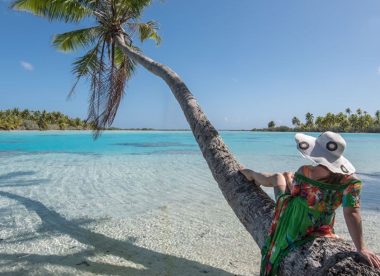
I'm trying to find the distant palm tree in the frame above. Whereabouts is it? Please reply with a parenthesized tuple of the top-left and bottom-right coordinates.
(375, 110, 380, 125)
(314, 116, 324, 131)
(305, 112, 314, 129)
(291, 116, 301, 127)
(345, 107, 351, 116)
(349, 114, 361, 131)
(21, 109, 30, 119)
(268, 121, 275, 128)
(324, 112, 336, 130)
(336, 112, 349, 132)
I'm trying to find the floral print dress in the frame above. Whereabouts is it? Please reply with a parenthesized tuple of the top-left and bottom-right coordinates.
(260, 165, 362, 276)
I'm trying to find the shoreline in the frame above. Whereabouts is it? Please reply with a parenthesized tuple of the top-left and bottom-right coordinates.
(1, 129, 380, 134)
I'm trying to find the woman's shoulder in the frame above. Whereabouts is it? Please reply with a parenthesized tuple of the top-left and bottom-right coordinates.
(345, 173, 361, 183)
(295, 165, 309, 175)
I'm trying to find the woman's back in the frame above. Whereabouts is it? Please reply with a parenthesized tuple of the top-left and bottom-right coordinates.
(291, 165, 362, 213)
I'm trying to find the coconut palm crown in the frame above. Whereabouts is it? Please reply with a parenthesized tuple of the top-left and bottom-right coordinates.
(12, 0, 161, 135)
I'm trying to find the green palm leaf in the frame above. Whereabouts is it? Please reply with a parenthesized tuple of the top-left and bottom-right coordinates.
(11, 0, 92, 22)
(69, 44, 100, 97)
(129, 21, 161, 44)
(53, 27, 101, 52)
(12, 0, 159, 136)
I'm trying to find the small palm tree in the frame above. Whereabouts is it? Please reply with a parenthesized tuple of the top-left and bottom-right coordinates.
(375, 110, 380, 125)
(345, 107, 351, 116)
(305, 112, 314, 130)
(12, 0, 160, 135)
(291, 116, 301, 127)
(267, 121, 275, 128)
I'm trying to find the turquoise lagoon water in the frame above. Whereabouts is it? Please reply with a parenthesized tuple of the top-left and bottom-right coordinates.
(0, 131, 379, 275)
(0, 131, 379, 213)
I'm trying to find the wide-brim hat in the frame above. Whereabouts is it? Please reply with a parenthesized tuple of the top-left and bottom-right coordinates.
(295, 131, 355, 175)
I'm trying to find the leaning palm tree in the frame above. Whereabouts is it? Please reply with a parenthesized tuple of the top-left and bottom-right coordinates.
(11, 1, 379, 275)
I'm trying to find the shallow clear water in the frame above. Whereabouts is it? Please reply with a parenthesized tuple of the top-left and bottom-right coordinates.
(0, 131, 379, 275)
(0, 131, 379, 214)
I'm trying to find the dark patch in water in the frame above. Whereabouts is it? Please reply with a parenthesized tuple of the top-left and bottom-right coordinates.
(0, 151, 25, 158)
(151, 149, 199, 155)
(0, 171, 35, 180)
(0, 150, 101, 157)
(113, 142, 195, 148)
(128, 149, 199, 156)
(0, 170, 48, 188)
(0, 140, 25, 144)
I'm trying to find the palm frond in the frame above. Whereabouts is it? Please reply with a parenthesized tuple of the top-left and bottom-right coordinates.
(53, 27, 101, 52)
(11, 0, 92, 22)
(128, 21, 161, 45)
(13, 0, 157, 138)
(119, 0, 152, 19)
(69, 44, 100, 97)
(88, 48, 136, 138)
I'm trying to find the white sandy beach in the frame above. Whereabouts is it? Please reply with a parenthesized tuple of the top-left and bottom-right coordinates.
(1, 187, 379, 276)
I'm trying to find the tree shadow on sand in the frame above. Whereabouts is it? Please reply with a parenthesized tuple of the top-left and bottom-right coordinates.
(0, 190, 237, 276)
(0, 171, 49, 187)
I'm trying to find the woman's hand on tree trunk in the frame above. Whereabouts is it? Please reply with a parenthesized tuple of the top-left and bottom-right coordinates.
(358, 248, 380, 269)
(282, 172, 294, 191)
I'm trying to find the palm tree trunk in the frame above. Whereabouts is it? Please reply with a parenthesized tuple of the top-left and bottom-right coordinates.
(116, 36, 380, 275)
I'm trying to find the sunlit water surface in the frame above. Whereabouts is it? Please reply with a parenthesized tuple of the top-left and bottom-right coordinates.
(0, 131, 379, 275)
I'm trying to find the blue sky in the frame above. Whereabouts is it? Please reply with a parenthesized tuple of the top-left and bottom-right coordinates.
(1, 0, 380, 129)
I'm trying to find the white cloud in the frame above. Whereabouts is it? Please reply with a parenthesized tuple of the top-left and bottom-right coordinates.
(20, 61, 34, 71)
(377, 66, 380, 75)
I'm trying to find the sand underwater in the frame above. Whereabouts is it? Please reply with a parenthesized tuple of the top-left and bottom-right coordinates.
(0, 131, 379, 275)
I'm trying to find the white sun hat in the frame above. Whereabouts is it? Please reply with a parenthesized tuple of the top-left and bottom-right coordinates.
(295, 131, 355, 175)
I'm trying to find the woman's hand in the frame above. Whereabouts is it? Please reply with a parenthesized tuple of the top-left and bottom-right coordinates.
(239, 168, 255, 181)
(358, 248, 380, 269)
(282, 172, 294, 191)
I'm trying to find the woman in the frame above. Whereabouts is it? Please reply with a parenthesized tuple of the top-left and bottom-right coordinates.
(240, 131, 380, 275)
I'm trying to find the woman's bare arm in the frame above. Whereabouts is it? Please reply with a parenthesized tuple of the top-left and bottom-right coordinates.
(343, 207, 380, 268)
(239, 169, 293, 186)
(239, 169, 280, 187)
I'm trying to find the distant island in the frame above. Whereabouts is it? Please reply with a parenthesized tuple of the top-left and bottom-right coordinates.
(1, 108, 380, 133)
(262, 108, 380, 133)
(0, 109, 89, 130)
(0, 109, 156, 131)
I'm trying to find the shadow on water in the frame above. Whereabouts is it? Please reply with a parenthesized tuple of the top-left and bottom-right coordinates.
(0, 171, 49, 188)
(113, 142, 196, 148)
(0, 190, 235, 275)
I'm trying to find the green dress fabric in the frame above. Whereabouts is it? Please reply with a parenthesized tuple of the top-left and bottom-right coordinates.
(260, 166, 362, 276)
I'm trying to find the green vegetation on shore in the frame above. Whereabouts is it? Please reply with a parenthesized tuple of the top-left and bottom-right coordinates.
(263, 108, 380, 133)
(0, 109, 89, 130)
(0, 108, 158, 131)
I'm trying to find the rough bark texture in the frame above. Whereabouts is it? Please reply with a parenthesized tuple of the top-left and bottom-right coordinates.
(116, 36, 380, 275)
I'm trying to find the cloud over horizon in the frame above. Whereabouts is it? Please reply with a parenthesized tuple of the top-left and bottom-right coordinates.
(20, 61, 34, 71)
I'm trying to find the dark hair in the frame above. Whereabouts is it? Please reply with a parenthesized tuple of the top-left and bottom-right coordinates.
(317, 173, 346, 184)
(316, 165, 347, 184)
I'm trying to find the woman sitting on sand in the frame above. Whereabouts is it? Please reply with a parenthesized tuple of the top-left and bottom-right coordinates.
(240, 131, 380, 275)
